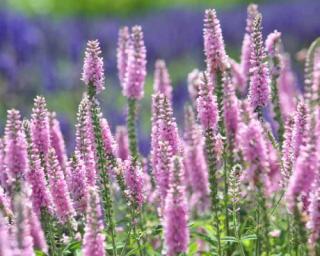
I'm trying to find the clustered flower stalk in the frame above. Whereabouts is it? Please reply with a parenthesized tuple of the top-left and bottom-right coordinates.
(83, 40, 117, 255)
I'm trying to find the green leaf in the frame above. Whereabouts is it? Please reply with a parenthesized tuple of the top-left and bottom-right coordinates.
(35, 250, 47, 256)
(187, 241, 198, 255)
(241, 234, 257, 241)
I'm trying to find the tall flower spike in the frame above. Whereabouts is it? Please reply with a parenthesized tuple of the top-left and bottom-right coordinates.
(197, 72, 219, 130)
(248, 14, 270, 110)
(203, 9, 228, 74)
(47, 148, 75, 223)
(4, 109, 27, 184)
(158, 96, 181, 155)
(68, 152, 88, 214)
(49, 112, 67, 168)
(24, 121, 53, 215)
(31, 96, 51, 157)
(117, 26, 130, 86)
(153, 59, 172, 100)
(82, 40, 105, 94)
(115, 126, 129, 161)
(163, 157, 189, 256)
(83, 187, 105, 256)
(291, 102, 309, 160)
(240, 4, 259, 80)
(184, 106, 210, 212)
(124, 158, 144, 208)
(230, 59, 246, 94)
(11, 195, 34, 256)
(100, 117, 116, 156)
(123, 26, 147, 100)
(281, 115, 295, 187)
(75, 95, 97, 186)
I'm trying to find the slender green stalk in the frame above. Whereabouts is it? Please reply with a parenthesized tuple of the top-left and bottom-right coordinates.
(41, 210, 57, 256)
(270, 54, 285, 146)
(88, 86, 117, 256)
(127, 98, 139, 160)
(204, 128, 222, 255)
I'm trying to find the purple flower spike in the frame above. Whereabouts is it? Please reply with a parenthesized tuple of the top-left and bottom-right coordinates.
(117, 26, 130, 87)
(203, 9, 228, 74)
(124, 158, 144, 208)
(154, 59, 172, 100)
(100, 118, 116, 156)
(265, 30, 282, 57)
(115, 126, 129, 161)
(75, 96, 97, 186)
(123, 26, 147, 100)
(49, 112, 67, 168)
(197, 72, 219, 130)
(68, 152, 88, 214)
(163, 157, 189, 256)
(29, 207, 48, 253)
(248, 14, 270, 110)
(0, 215, 12, 255)
(82, 40, 105, 94)
(83, 187, 105, 256)
(31, 96, 51, 157)
(47, 148, 75, 223)
(4, 109, 27, 183)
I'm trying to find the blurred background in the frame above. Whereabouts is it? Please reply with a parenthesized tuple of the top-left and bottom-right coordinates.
(0, 0, 319, 154)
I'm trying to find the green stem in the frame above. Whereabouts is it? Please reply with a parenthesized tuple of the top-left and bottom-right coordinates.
(204, 128, 222, 256)
(270, 56, 284, 146)
(88, 86, 117, 256)
(41, 210, 57, 256)
(127, 98, 139, 160)
(232, 203, 246, 256)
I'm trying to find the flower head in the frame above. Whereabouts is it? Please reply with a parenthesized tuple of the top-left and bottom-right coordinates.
(117, 26, 130, 86)
(82, 40, 105, 94)
(187, 69, 201, 104)
(197, 72, 219, 130)
(115, 126, 129, 161)
(123, 26, 147, 100)
(31, 96, 50, 156)
(49, 112, 67, 168)
(248, 14, 270, 109)
(153, 59, 172, 100)
(203, 9, 228, 74)
(4, 109, 27, 182)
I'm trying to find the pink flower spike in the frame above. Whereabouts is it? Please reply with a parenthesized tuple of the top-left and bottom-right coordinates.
(163, 156, 189, 256)
(248, 14, 270, 110)
(4, 109, 27, 183)
(0, 186, 12, 219)
(47, 148, 75, 223)
(49, 112, 67, 168)
(124, 158, 144, 208)
(31, 96, 51, 156)
(153, 59, 172, 100)
(68, 152, 89, 214)
(203, 9, 228, 74)
(123, 26, 147, 100)
(0, 215, 12, 255)
(187, 69, 201, 104)
(82, 40, 105, 94)
(265, 30, 282, 57)
(115, 126, 129, 161)
(117, 26, 130, 86)
(100, 117, 116, 156)
(29, 207, 48, 253)
(83, 187, 105, 256)
(75, 96, 97, 186)
(197, 72, 219, 130)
